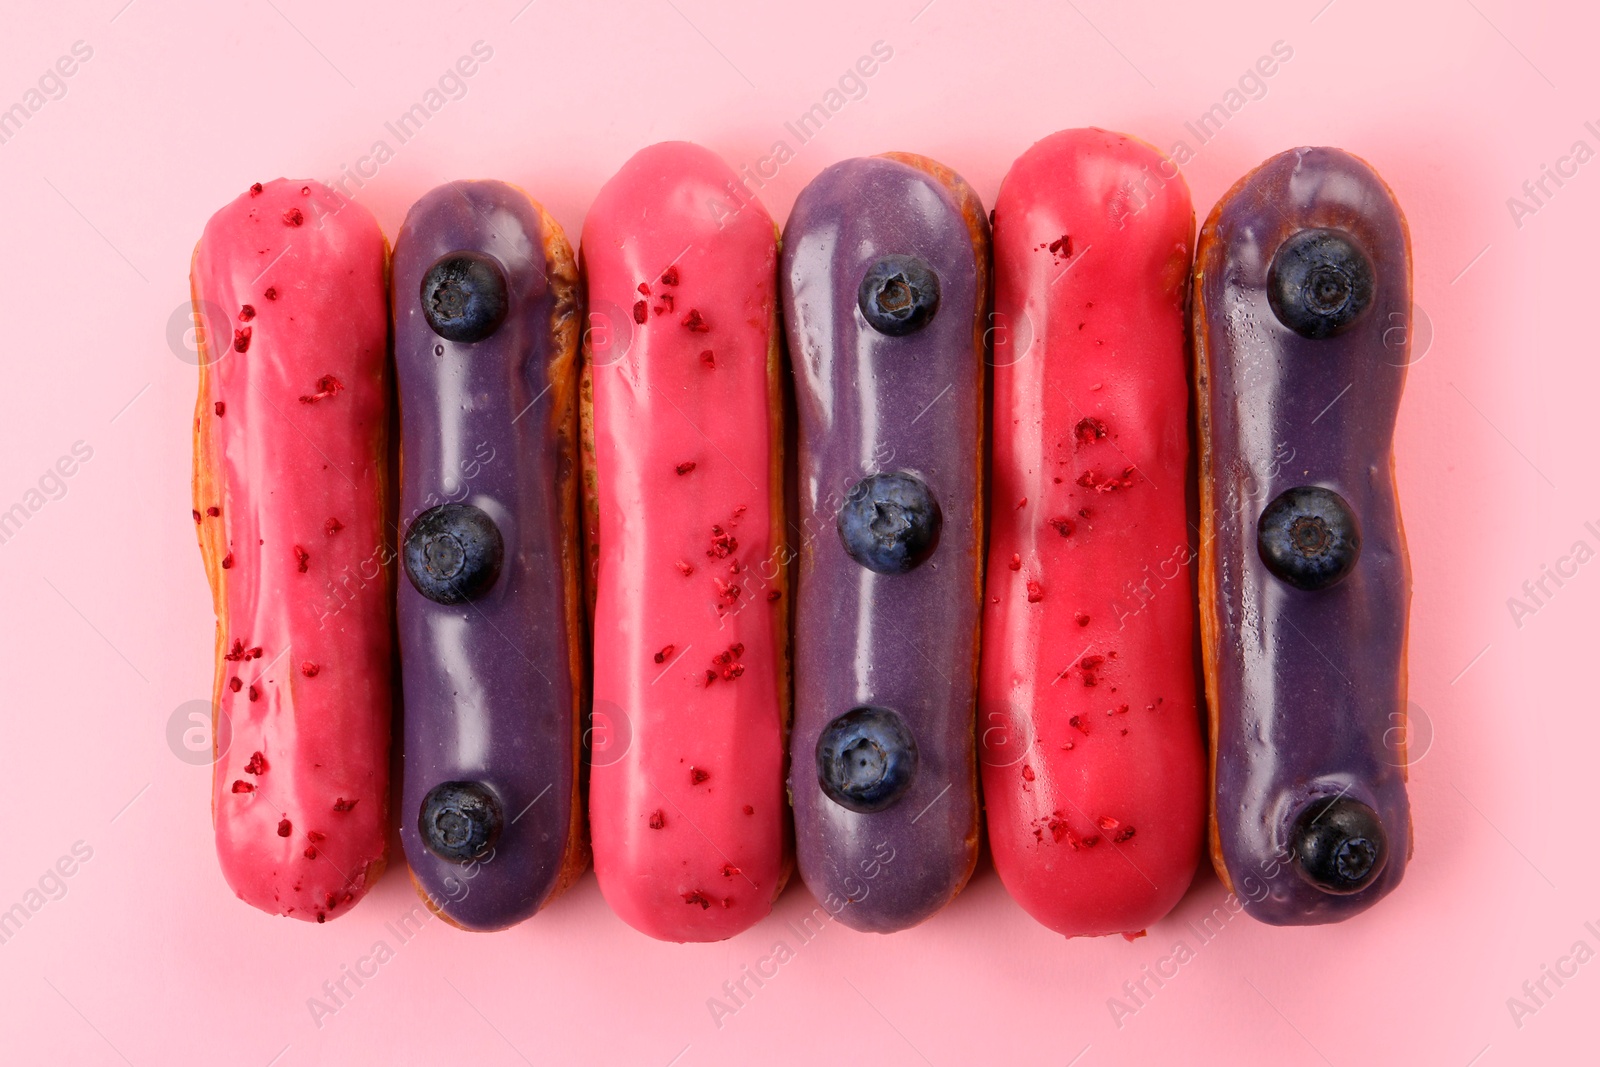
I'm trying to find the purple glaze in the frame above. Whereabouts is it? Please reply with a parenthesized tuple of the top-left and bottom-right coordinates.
(394, 181, 582, 931)
(782, 156, 986, 932)
(1196, 148, 1412, 925)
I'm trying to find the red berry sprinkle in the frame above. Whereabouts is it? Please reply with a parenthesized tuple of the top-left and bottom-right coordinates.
(206, 506, 220, 517)
(675, 560, 695, 576)
(192, 509, 202, 524)
(233, 327, 251, 353)
(637, 282, 651, 296)
(264, 287, 277, 300)
(1026, 580, 1044, 603)
(298, 375, 343, 404)
(660, 266, 680, 286)
(766, 589, 781, 602)
(632, 300, 648, 324)
(684, 890, 712, 909)
(676, 461, 697, 476)
(1075, 416, 1108, 444)
(221, 553, 234, 569)
(232, 780, 254, 793)
(283, 208, 304, 226)
(247, 685, 259, 702)
(239, 305, 256, 322)
(214, 401, 226, 417)
(721, 863, 740, 878)
(229, 677, 242, 692)
(225, 639, 245, 661)
(690, 767, 710, 785)
(301, 662, 319, 678)
(294, 545, 310, 573)
(250, 182, 263, 196)
(332, 797, 358, 812)
(707, 525, 738, 559)
(648, 810, 666, 830)
(1114, 827, 1137, 843)
(277, 818, 293, 837)
(304, 847, 318, 859)
(244, 751, 268, 775)
(700, 350, 715, 367)
(1022, 765, 1036, 781)
(1008, 553, 1021, 571)
(681, 308, 709, 332)
(324, 517, 343, 535)
(1048, 516, 1076, 537)
(654, 644, 676, 664)
(1075, 612, 1091, 627)
(307, 831, 325, 843)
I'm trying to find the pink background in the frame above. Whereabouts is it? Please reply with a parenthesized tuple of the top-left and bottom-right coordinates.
(0, 0, 1592, 1063)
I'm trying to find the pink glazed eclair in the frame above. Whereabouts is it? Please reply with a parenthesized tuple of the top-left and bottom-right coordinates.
(191, 179, 393, 922)
(980, 130, 1204, 937)
(581, 142, 790, 941)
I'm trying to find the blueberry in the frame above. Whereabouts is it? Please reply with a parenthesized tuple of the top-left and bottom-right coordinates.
(816, 707, 917, 813)
(420, 251, 508, 343)
(1257, 486, 1360, 591)
(418, 781, 502, 863)
(858, 254, 940, 336)
(837, 471, 942, 574)
(1267, 228, 1374, 340)
(403, 503, 504, 604)
(1291, 796, 1387, 894)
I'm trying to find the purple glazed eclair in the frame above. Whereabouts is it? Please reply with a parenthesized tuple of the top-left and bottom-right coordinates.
(1195, 147, 1413, 925)
(394, 181, 587, 930)
(782, 154, 988, 933)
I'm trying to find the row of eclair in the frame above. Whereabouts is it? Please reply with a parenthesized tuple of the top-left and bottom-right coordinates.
(190, 128, 1412, 937)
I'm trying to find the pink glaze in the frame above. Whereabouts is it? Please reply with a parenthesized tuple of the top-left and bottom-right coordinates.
(583, 142, 788, 941)
(192, 179, 393, 923)
(980, 130, 1205, 937)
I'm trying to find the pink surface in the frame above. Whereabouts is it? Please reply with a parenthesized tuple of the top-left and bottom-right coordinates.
(0, 0, 1593, 1063)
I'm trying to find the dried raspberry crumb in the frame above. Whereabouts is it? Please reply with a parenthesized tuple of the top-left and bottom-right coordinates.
(707, 525, 738, 559)
(700, 350, 715, 367)
(277, 818, 293, 837)
(231, 780, 253, 793)
(721, 863, 740, 877)
(324, 517, 343, 535)
(301, 186, 311, 196)
(684, 890, 712, 909)
(766, 589, 781, 601)
(229, 677, 242, 692)
(250, 182, 263, 196)
(1008, 553, 1021, 571)
(654, 644, 676, 664)
(300, 662, 319, 678)
(1075, 416, 1108, 444)
(1048, 234, 1074, 258)
(192, 509, 202, 524)
(1075, 613, 1091, 627)
(244, 751, 268, 775)
(632, 300, 648, 324)
(239, 305, 255, 322)
(637, 282, 651, 296)
(307, 831, 325, 843)
(682, 309, 709, 332)
(1098, 815, 1119, 830)
(283, 208, 304, 226)
(332, 797, 358, 812)
(658, 292, 675, 311)
(676, 461, 697, 475)
(1016, 497, 1028, 509)
(247, 685, 259, 702)
(1021, 765, 1035, 782)
(1069, 715, 1088, 734)
(304, 847, 318, 859)
(264, 287, 277, 300)
(294, 545, 310, 573)
(743, 804, 755, 815)
(214, 401, 226, 417)
(690, 767, 710, 785)
(713, 579, 741, 604)
(661, 266, 680, 286)
(233, 327, 252, 353)
(298, 375, 343, 404)
(224, 639, 245, 660)
(206, 506, 220, 517)
(1026, 580, 1044, 603)
(675, 560, 695, 576)
(247, 647, 263, 659)
(1048, 516, 1076, 537)
(705, 669, 718, 685)
(648, 810, 666, 829)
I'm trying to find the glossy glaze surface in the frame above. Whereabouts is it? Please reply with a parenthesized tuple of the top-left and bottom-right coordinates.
(1195, 147, 1412, 925)
(393, 181, 585, 931)
(192, 179, 392, 922)
(782, 154, 986, 933)
(981, 129, 1205, 937)
(583, 142, 788, 942)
